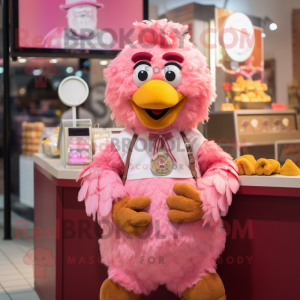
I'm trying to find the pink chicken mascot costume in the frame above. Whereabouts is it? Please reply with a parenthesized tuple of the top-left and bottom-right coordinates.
(78, 19, 240, 300)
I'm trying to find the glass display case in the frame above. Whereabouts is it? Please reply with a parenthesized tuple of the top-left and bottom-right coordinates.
(58, 119, 92, 169)
(275, 139, 300, 167)
(206, 109, 300, 159)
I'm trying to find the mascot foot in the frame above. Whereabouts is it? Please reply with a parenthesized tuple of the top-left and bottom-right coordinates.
(181, 273, 225, 300)
(100, 279, 141, 300)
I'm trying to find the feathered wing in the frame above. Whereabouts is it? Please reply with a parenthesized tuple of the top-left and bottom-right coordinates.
(197, 140, 240, 225)
(77, 143, 126, 221)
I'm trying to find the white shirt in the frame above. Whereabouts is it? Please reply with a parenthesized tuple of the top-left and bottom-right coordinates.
(112, 128, 206, 180)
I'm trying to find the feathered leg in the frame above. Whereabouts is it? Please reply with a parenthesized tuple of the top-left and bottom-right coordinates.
(181, 273, 225, 300)
(100, 279, 141, 300)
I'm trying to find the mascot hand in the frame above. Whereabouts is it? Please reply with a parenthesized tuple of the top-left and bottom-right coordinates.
(112, 196, 151, 235)
(167, 183, 204, 223)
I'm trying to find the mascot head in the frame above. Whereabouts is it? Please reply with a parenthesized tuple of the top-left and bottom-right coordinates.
(104, 19, 215, 133)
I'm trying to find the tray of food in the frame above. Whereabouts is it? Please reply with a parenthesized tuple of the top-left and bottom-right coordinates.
(231, 76, 271, 109)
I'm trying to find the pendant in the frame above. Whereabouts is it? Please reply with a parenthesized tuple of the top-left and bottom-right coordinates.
(150, 148, 174, 176)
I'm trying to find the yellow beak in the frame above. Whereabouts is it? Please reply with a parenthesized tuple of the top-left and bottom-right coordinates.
(130, 80, 187, 129)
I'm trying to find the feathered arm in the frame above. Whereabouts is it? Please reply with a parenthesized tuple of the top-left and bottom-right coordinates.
(197, 140, 240, 225)
(77, 142, 126, 221)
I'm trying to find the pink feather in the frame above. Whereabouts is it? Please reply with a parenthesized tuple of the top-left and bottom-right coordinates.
(78, 180, 89, 202)
(212, 173, 226, 195)
(197, 140, 240, 225)
(226, 185, 233, 206)
(198, 140, 238, 175)
(77, 143, 126, 221)
(218, 193, 228, 213)
(85, 193, 99, 220)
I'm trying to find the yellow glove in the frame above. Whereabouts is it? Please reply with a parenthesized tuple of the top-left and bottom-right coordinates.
(234, 155, 256, 175)
(255, 158, 280, 176)
(279, 159, 300, 176)
(112, 196, 152, 235)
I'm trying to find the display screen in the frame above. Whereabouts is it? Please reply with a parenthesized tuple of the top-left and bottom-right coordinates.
(16, 0, 145, 52)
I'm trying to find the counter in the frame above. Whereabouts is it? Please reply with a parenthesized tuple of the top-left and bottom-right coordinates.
(33, 153, 300, 300)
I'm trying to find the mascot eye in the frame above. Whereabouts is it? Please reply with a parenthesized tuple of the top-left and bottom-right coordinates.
(133, 62, 153, 87)
(163, 63, 182, 88)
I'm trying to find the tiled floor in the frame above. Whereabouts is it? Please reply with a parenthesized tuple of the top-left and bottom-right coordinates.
(0, 210, 40, 300)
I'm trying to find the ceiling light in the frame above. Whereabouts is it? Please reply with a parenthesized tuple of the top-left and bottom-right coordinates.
(269, 23, 277, 31)
(33, 69, 42, 76)
(19, 87, 26, 95)
(18, 58, 27, 63)
(75, 70, 82, 77)
(262, 17, 278, 32)
(66, 67, 74, 74)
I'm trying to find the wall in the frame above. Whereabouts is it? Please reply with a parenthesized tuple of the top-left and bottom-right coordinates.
(149, 0, 300, 105)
